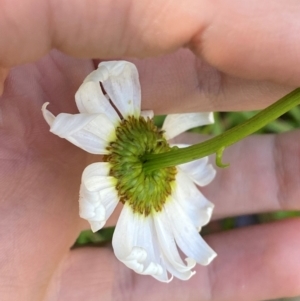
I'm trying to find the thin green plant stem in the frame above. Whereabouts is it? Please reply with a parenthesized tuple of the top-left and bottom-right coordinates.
(143, 88, 300, 172)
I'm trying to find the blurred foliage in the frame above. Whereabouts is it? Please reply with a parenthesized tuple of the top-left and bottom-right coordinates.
(76, 227, 114, 246)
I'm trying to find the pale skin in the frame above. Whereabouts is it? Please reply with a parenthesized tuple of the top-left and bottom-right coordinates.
(1, 0, 300, 300)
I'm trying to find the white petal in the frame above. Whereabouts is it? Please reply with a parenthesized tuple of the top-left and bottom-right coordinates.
(75, 81, 120, 124)
(78, 197, 99, 219)
(80, 163, 116, 205)
(141, 110, 154, 120)
(79, 185, 105, 223)
(173, 144, 209, 170)
(79, 163, 112, 205)
(42, 104, 116, 154)
(150, 234, 171, 282)
(154, 207, 196, 280)
(173, 143, 216, 187)
(162, 112, 214, 140)
(161, 253, 196, 281)
(185, 163, 216, 187)
(83, 174, 117, 192)
(166, 201, 217, 266)
(97, 61, 141, 118)
(113, 204, 167, 280)
(173, 170, 214, 228)
(79, 163, 119, 232)
(42, 102, 55, 125)
(82, 162, 111, 177)
(87, 187, 119, 232)
(99, 187, 120, 220)
(89, 221, 106, 232)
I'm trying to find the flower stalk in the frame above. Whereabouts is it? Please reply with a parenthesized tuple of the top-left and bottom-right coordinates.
(143, 88, 300, 172)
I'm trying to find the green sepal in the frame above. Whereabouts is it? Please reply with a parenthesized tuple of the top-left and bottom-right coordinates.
(216, 147, 230, 168)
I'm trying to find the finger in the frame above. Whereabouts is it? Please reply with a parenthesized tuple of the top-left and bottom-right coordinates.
(132, 51, 293, 113)
(2, 2, 296, 113)
(4, 48, 292, 115)
(1, 0, 300, 86)
(208, 219, 300, 301)
(175, 130, 300, 220)
(0, 53, 97, 301)
(51, 219, 300, 301)
(195, 0, 300, 86)
(207, 219, 300, 301)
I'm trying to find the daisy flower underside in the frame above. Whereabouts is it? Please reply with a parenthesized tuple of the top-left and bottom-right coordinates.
(42, 61, 217, 282)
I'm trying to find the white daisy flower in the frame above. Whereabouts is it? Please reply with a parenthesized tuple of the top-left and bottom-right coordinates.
(42, 61, 217, 282)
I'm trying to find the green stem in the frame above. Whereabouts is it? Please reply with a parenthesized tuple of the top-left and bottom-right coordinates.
(143, 88, 300, 172)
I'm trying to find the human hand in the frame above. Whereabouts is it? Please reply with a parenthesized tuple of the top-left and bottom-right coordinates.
(1, 1, 300, 300)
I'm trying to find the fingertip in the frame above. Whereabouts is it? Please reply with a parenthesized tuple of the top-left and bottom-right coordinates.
(190, 0, 300, 86)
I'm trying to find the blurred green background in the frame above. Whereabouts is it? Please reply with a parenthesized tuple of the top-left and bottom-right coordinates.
(75, 108, 300, 301)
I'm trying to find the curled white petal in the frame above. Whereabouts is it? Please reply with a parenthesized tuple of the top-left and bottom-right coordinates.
(154, 208, 197, 280)
(161, 253, 196, 281)
(89, 221, 106, 233)
(79, 163, 119, 232)
(82, 162, 111, 177)
(173, 170, 214, 229)
(141, 110, 154, 120)
(42, 102, 55, 126)
(113, 204, 168, 280)
(173, 144, 216, 187)
(75, 81, 120, 125)
(99, 187, 120, 220)
(83, 203, 106, 222)
(89, 61, 141, 118)
(83, 173, 117, 192)
(166, 201, 217, 266)
(178, 159, 216, 187)
(42, 103, 116, 154)
(78, 197, 99, 219)
(162, 112, 214, 140)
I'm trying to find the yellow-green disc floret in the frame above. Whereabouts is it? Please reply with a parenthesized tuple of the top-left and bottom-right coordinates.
(105, 116, 176, 216)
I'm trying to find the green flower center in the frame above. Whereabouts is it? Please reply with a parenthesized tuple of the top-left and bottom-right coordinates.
(105, 116, 177, 216)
